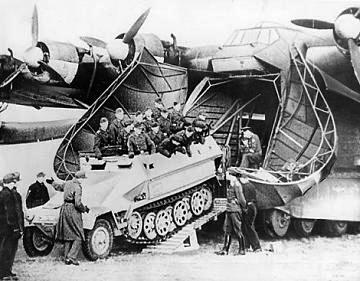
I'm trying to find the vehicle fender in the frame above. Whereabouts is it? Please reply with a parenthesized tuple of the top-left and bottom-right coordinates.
(82, 206, 112, 230)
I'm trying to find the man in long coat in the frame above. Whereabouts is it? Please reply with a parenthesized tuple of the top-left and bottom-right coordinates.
(55, 171, 89, 265)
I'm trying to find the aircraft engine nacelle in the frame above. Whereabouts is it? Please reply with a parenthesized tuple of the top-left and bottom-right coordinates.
(107, 33, 164, 63)
(333, 7, 360, 54)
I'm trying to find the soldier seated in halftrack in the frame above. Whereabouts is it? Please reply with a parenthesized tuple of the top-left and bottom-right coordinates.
(147, 122, 166, 148)
(127, 122, 156, 158)
(192, 119, 207, 145)
(169, 101, 185, 134)
(116, 120, 134, 155)
(93, 117, 111, 159)
(174, 126, 194, 157)
(158, 134, 188, 158)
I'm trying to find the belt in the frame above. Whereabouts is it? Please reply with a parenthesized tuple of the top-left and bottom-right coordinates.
(64, 199, 75, 204)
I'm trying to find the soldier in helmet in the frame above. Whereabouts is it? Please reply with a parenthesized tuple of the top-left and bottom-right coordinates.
(192, 119, 207, 144)
(93, 117, 111, 159)
(117, 120, 134, 155)
(215, 173, 246, 256)
(0, 173, 23, 279)
(109, 108, 126, 145)
(158, 134, 188, 158)
(127, 122, 156, 158)
(158, 108, 172, 137)
(153, 97, 165, 120)
(170, 102, 184, 133)
(238, 127, 262, 169)
(175, 126, 194, 157)
(148, 122, 166, 147)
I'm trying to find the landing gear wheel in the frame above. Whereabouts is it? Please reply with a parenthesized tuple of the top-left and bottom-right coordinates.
(190, 191, 205, 216)
(143, 212, 157, 240)
(293, 219, 316, 237)
(155, 210, 171, 237)
(165, 206, 176, 232)
(83, 219, 114, 261)
(127, 211, 143, 240)
(173, 200, 188, 227)
(200, 187, 213, 211)
(23, 227, 54, 257)
(322, 220, 348, 237)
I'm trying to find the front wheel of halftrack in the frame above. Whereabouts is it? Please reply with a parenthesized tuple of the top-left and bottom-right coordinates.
(23, 227, 54, 257)
(83, 219, 114, 261)
(322, 220, 348, 237)
(264, 209, 291, 238)
(293, 219, 316, 238)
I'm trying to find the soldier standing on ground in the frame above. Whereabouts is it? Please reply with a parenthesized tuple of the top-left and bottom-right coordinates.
(109, 108, 126, 145)
(55, 171, 89, 266)
(93, 117, 111, 159)
(215, 173, 246, 256)
(25, 172, 50, 209)
(0, 173, 23, 280)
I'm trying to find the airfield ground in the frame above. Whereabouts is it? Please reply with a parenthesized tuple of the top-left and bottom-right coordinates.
(13, 221, 360, 281)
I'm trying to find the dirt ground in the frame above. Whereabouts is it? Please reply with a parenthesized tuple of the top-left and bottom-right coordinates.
(13, 223, 360, 281)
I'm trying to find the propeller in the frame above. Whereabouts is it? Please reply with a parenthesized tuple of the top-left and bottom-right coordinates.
(80, 8, 151, 62)
(292, 7, 360, 85)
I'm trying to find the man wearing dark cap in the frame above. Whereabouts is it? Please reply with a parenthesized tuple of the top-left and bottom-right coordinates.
(56, 170, 89, 266)
(192, 120, 207, 144)
(143, 108, 154, 133)
(215, 173, 246, 256)
(148, 122, 166, 147)
(94, 117, 111, 159)
(157, 109, 172, 137)
(0, 173, 23, 279)
(127, 122, 156, 158)
(238, 127, 262, 169)
(170, 102, 184, 133)
(117, 120, 134, 155)
(153, 97, 164, 120)
(175, 127, 194, 157)
(26, 172, 50, 209)
(109, 108, 126, 145)
(158, 134, 188, 158)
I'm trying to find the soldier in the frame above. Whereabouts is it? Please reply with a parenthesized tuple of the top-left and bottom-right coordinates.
(239, 127, 262, 168)
(158, 134, 187, 158)
(148, 122, 166, 147)
(240, 173, 262, 252)
(0, 173, 23, 279)
(170, 101, 184, 133)
(55, 171, 89, 266)
(215, 173, 246, 256)
(117, 120, 134, 155)
(153, 97, 165, 120)
(109, 108, 126, 145)
(143, 108, 154, 133)
(25, 172, 50, 209)
(127, 122, 156, 158)
(175, 126, 194, 157)
(157, 108, 172, 137)
(134, 111, 144, 125)
(93, 117, 110, 159)
(192, 119, 207, 144)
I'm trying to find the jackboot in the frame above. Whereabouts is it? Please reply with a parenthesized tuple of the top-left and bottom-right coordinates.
(215, 234, 231, 255)
(236, 234, 246, 255)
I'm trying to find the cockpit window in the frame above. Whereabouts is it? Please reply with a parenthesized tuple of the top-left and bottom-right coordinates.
(224, 28, 279, 46)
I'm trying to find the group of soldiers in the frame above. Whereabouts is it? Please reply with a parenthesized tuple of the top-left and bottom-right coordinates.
(93, 98, 209, 161)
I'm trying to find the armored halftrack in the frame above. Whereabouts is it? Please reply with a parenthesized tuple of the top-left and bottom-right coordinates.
(23, 137, 222, 260)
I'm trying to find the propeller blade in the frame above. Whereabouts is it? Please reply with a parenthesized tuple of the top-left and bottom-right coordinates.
(291, 19, 334, 29)
(122, 8, 151, 44)
(80, 36, 107, 49)
(348, 38, 360, 85)
(38, 61, 66, 83)
(32, 5, 39, 47)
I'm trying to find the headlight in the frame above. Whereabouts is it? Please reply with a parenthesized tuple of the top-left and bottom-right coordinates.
(25, 213, 35, 222)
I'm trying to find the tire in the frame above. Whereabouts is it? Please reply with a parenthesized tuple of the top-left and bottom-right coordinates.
(23, 227, 54, 257)
(82, 219, 114, 261)
(322, 220, 348, 237)
(293, 219, 316, 238)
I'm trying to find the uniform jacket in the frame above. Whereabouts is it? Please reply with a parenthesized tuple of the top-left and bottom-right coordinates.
(157, 116, 172, 136)
(0, 186, 22, 235)
(241, 133, 262, 154)
(148, 130, 166, 147)
(226, 180, 246, 212)
(158, 138, 186, 158)
(12, 187, 24, 232)
(170, 110, 184, 133)
(242, 181, 257, 204)
(127, 132, 156, 155)
(175, 130, 192, 156)
(143, 118, 154, 133)
(26, 181, 50, 209)
(94, 128, 110, 158)
(109, 119, 126, 145)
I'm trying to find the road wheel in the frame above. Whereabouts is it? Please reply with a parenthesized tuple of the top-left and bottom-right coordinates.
(23, 227, 54, 257)
(190, 191, 205, 216)
(173, 200, 188, 227)
(293, 219, 316, 237)
(322, 220, 348, 237)
(127, 211, 143, 240)
(200, 187, 213, 211)
(143, 212, 157, 240)
(83, 219, 114, 261)
(155, 209, 171, 237)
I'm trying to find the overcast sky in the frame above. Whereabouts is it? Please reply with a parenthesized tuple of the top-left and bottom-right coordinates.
(0, 0, 358, 58)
